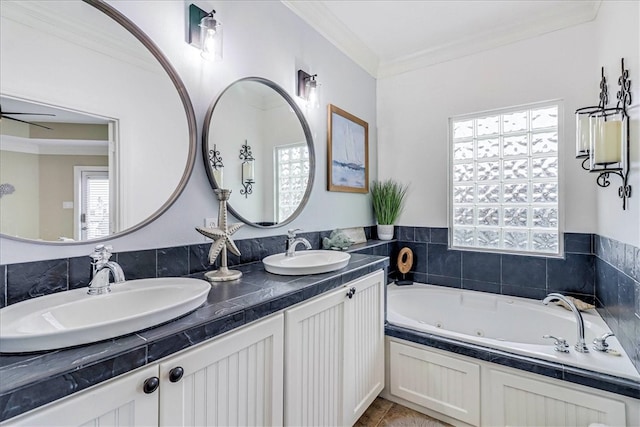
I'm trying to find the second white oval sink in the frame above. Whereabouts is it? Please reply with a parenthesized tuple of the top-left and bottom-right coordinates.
(0, 277, 211, 353)
(262, 250, 351, 275)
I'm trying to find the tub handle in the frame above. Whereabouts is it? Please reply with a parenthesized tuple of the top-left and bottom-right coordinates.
(593, 332, 614, 352)
(543, 334, 570, 353)
(346, 287, 356, 299)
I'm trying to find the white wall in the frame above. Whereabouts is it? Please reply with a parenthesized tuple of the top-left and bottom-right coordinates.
(377, 19, 600, 235)
(0, 0, 377, 264)
(593, 0, 640, 247)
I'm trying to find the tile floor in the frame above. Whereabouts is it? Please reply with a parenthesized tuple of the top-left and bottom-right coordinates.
(354, 397, 452, 427)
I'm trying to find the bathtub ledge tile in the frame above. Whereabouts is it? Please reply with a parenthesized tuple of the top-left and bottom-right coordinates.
(562, 366, 640, 399)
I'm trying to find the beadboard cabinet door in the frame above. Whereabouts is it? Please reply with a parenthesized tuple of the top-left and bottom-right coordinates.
(486, 369, 627, 427)
(158, 313, 284, 427)
(1, 365, 160, 427)
(284, 270, 385, 427)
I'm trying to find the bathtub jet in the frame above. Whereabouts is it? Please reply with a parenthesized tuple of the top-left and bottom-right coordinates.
(542, 293, 589, 353)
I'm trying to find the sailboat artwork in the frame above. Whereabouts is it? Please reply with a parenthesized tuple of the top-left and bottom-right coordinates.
(328, 104, 369, 193)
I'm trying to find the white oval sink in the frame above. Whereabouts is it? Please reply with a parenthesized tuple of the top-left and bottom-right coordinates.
(263, 250, 351, 275)
(0, 277, 210, 353)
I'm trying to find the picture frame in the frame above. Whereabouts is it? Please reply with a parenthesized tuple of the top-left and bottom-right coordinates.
(327, 104, 369, 193)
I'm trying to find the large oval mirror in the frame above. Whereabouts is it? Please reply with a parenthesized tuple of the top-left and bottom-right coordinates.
(0, 0, 196, 243)
(203, 78, 315, 227)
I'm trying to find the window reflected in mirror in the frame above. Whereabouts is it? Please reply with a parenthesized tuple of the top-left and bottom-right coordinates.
(276, 143, 309, 222)
(203, 77, 315, 228)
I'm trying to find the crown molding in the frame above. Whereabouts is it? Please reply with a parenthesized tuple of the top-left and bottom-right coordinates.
(281, 0, 378, 78)
(377, 1, 602, 78)
(282, 0, 601, 79)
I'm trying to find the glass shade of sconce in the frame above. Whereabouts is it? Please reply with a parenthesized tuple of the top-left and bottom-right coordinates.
(575, 107, 601, 158)
(589, 108, 626, 173)
(200, 11, 223, 61)
(297, 69, 320, 109)
(188, 5, 222, 61)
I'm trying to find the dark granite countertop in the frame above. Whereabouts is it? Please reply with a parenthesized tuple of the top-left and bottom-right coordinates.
(0, 253, 389, 422)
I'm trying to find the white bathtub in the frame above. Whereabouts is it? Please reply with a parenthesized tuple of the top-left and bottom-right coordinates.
(387, 282, 640, 381)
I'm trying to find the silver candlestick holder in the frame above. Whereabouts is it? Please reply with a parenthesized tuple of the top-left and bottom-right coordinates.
(195, 189, 243, 282)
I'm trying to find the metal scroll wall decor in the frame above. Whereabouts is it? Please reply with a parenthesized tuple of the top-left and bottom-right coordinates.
(239, 140, 255, 198)
(575, 58, 633, 210)
(208, 144, 224, 187)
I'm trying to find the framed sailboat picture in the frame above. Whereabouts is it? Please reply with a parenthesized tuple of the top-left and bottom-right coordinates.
(327, 104, 369, 193)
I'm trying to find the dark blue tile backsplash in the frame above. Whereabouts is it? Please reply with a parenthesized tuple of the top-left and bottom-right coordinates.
(390, 228, 598, 301)
(1, 225, 638, 372)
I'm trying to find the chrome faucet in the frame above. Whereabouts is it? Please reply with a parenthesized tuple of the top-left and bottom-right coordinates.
(87, 245, 125, 295)
(542, 293, 589, 353)
(286, 228, 312, 257)
(593, 332, 615, 352)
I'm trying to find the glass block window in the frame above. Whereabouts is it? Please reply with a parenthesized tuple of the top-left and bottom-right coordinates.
(275, 143, 309, 222)
(450, 102, 561, 255)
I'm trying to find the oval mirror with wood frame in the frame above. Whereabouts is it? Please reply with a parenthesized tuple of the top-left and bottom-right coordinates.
(0, 0, 196, 244)
(203, 77, 315, 228)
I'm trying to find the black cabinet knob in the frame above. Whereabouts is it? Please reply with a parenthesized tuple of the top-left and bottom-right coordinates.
(346, 287, 357, 299)
(143, 377, 159, 394)
(169, 366, 184, 383)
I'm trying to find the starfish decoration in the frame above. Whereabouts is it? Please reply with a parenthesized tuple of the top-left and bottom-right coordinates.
(195, 204, 243, 265)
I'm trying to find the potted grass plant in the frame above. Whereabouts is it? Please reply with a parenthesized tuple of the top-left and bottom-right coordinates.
(370, 179, 408, 240)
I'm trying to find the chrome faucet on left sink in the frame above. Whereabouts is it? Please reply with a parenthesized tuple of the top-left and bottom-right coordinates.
(87, 245, 125, 295)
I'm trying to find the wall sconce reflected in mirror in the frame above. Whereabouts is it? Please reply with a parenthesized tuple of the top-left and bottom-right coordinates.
(297, 69, 320, 109)
(239, 140, 255, 198)
(208, 144, 224, 188)
(188, 4, 223, 61)
(575, 58, 633, 210)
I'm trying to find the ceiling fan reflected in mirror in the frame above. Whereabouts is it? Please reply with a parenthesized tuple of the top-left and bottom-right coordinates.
(0, 105, 54, 130)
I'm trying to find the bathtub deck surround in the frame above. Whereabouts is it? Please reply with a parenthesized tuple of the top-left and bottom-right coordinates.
(385, 226, 640, 374)
(383, 334, 639, 427)
(386, 283, 639, 383)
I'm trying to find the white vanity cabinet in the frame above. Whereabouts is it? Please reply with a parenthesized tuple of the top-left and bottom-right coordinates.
(2, 364, 160, 427)
(158, 313, 284, 426)
(3, 270, 386, 427)
(284, 270, 385, 426)
(5, 314, 283, 427)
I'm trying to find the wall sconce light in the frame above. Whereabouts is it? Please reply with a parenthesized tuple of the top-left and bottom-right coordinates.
(297, 69, 320, 108)
(239, 140, 255, 198)
(208, 144, 224, 188)
(576, 58, 633, 209)
(188, 4, 223, 61)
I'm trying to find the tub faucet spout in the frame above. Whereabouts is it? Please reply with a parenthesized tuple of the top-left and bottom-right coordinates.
(542, 293, 589, 353)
